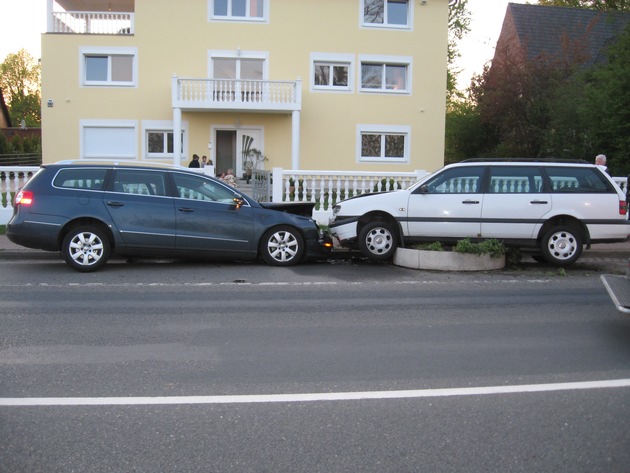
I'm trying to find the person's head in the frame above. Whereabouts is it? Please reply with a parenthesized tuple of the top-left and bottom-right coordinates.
(595, 154, 607, 166)
(192, 154, 200, 161)
(202, 156, 207, 163)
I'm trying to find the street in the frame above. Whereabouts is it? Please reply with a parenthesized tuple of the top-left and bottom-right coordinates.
(1, 251, 630, 472)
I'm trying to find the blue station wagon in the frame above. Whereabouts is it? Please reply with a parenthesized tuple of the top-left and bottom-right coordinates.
(7, 161, 331, 272)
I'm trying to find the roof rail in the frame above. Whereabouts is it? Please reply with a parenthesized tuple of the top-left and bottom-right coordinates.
(460, 157, 591, 164)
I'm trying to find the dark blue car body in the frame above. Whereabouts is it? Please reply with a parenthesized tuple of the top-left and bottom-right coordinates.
(7, 161, 330, 271)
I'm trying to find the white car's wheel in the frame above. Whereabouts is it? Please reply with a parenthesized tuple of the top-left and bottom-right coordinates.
(540, 225, 583, 266)
(358, 221, 398, 261)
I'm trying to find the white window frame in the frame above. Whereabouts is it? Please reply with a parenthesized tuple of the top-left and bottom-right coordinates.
(360, 0, 413, 30)
(356, 125, 411, 164)
(79, 47, 138, 88)
(208, 50, 269, 79)
(359, 55, 412, 94)
(208, 0, 269, 23)
(142, 120, 189, 161)
(310, 53, 354, 93)
(80, 120, 138, 160)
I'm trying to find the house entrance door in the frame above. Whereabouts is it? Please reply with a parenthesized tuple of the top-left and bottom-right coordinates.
(215, 128, 263, 178)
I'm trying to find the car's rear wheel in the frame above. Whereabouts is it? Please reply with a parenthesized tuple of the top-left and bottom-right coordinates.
(260, 226, 305, 266)
(358, 220, 398, 261)
(540, 225, 583, 266)
(62, 225, 111, 272)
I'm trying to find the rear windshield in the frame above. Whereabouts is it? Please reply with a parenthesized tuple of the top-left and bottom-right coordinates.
(53, 168, 108, 190)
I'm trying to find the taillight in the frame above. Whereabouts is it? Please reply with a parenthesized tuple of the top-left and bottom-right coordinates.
(15, 190, 33, 206)
(620, 200, 627, 216)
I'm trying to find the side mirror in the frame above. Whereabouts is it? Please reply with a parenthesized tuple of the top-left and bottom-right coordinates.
(233, 197, 245, 209)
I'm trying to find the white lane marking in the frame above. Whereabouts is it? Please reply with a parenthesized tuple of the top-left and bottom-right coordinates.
(2, 379, 630, 407)
(0, 279, 553, 288)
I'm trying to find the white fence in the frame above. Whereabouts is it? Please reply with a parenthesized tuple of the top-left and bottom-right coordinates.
(1, 166, 628, 226)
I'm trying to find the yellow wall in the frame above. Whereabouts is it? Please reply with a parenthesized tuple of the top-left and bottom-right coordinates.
(42, 0, 448, 172)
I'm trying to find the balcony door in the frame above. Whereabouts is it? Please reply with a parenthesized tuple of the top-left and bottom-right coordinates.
(210, 53, 266, 103)
(215, 128, 263, 178)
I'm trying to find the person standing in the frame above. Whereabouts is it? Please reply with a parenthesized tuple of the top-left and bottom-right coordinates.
(188, 154, 200, 168)
(595, 154, 609, 174)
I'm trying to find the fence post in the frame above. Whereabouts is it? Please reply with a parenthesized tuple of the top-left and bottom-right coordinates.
(272, 167, 284, 203)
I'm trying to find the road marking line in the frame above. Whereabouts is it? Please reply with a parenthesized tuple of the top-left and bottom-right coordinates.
(2, 379, 630, 407)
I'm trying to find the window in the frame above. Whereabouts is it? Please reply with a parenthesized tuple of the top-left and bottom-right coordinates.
(422, 166, 485, 194)
(53, 169, 108, 190)
(310, 54, 354, 92)
(545, 167, 613, 193)
(314, 62, 349, 88)
(147, 131, 185, 158)
(173, 172, 241, 203)
(488, 167, 544, 194)
(360, 56, 411, 93)
(112, 170, 168, 197)
(81, 120, 137, 159)
(142, 121, 188, 161)
(80, 47, 137, 87)
(210, 0, 267, 21)
(357, 125, 410, 163)
(362, 0, 410, 28)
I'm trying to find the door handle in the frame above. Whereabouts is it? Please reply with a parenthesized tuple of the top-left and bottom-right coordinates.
(462, 200, 480, 205)
(178, 207, 195, 213)
(106, 201, 124, 207)
(530, 200, 549, 204)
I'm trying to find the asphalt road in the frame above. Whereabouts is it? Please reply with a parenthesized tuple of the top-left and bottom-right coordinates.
(1, 250, 630, 472)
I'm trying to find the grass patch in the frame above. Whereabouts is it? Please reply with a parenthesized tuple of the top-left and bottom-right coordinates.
(0, 225, 5, 235)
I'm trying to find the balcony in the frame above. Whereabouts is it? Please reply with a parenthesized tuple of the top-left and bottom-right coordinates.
(172, 77, 302, 113)
(48, 0, 134, 35)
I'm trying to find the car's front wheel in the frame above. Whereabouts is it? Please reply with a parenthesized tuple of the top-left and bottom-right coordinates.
(358, 220, 398, 261)
(260, 226, 305, 266)
(540, 225, 583, 266)
(62, 225, 111, 272)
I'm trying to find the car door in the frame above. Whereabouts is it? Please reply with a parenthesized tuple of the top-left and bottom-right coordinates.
(406, 165, 484, 238)
(170, 171, 255, 255)
(103, 169, 176, 249)
(481, 166, 551, 239)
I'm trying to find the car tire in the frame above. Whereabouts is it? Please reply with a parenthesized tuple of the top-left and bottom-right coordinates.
(540, 225, 583, 266)
(62, 225, 111, 272)
(358, 220, 398, 261)
(260, 226, 305, 266)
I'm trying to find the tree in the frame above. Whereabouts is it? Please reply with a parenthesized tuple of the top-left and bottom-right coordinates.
(447, 0, 471, 103)
(537, 0, 630, 10)
(0, 49, 41, 127)
(578, 23, 630, 174)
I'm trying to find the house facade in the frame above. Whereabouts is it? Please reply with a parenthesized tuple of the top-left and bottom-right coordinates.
(42, 0, 449, 177)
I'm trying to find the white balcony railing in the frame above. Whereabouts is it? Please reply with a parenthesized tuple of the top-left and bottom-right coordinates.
(173, 77, 302, 112)
(50, 11, 134, 35)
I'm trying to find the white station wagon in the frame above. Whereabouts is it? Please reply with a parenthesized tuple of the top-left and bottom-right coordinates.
(329, 160, 630, 266)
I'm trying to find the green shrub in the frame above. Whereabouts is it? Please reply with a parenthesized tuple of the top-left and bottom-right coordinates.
(413, 241, 445, 251)
(454, 238, 506, 258)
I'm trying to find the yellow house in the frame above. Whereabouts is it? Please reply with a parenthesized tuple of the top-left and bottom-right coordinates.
(42, 0, 449, 177)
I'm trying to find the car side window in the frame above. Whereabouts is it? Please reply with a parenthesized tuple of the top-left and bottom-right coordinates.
(420, 166, 484, 194)
(488, 166, 544, 193)
(53, 168, 108, 190)
(111, 170, 167, 196)
(172, 173, 241, 204)
(545, 167, 613, 193)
